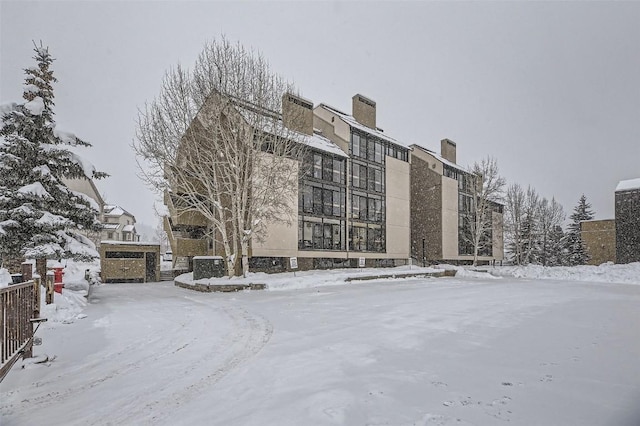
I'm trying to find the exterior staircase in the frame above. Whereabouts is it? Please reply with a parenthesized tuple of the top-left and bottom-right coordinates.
(159, 270, 174, 282)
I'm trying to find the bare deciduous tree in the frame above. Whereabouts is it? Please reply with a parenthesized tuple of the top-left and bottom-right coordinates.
(537, 197, 565, 266)
(463, 157, 506, 266)
(133, 38, 305, 277)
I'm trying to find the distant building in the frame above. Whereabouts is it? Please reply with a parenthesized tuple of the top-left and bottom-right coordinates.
(102, 204, 140, 242)
(410, 141, 504, 265)
(61, 177, 105, 247)
(615, 178, 640, 264)
(580, 219, 616, 265)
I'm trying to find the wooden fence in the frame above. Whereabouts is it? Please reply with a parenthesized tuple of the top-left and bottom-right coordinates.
(1, 280, 38, 381)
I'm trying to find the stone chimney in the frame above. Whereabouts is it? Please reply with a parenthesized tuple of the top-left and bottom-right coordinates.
(441, 138, 457, 164)
(352, 94, 376, 129)
(282, 93, 313, 135)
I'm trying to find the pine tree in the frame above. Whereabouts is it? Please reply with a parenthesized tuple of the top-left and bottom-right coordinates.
(0, 42, 107, 266)
(565, 194, 595, 265)
(546, 225, 568, 266)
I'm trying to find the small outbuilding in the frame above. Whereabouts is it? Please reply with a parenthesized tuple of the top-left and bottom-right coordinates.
(100, 241, 160, 283)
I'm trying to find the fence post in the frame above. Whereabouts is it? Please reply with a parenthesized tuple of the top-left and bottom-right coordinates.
(21, 262, 32, 282)
(46, 271, 54, 305)
(23, 285, 34, 359)
(33, 275, 41, 319)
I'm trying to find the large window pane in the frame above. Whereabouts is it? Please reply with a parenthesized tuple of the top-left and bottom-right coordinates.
(313, 223, 323, 249)
(352, 163, 360, 188)
(352, 134, 360, 157)
(323, 188, 333, 216)
(375, 142, 382, 163)
(313, 154, 322, 179)
(323, 157, 333, 181)
(333, 159, 344, 184)
(303, 185, 313, 213)
(313, 187, 323, 215)
(332, 190, 341, 216)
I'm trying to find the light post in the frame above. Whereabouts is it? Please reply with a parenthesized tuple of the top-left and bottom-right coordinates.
(422, 237, 426, 267)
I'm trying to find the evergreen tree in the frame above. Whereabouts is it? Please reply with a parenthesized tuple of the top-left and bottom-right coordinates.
(546, 225, 568, 266)
(565, 194, 595, 265)
(0, 42, 107, 265)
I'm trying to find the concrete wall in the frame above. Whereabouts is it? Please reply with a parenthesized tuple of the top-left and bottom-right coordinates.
(441, 176, 459, 260)
(313, 106, 351, 153)
(581, 219, 616, 265)
(385, 156, 411, 259)
(251, 156, 300, 258)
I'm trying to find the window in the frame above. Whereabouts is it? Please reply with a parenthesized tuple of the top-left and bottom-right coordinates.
(299, 217, 345, 250)
(107, 232, 114, 240)
(313, 154, 322, 179)
(323, 188, 333, 216)
(367, 137, 376, 162)
(313, 187, 323, 215)
(374, 141, 383, 163)
(302, 185, 313, 213)
(323, 157, 333, 181)
(332, 159, 344, 184)
(352, 133, 361, 157)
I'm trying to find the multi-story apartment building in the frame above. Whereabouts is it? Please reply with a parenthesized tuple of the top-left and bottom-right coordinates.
(615, 178, 640, 264)
(410, 140, 504, 265)
(310, 94, 411, 268)
(163, 92, 503, 272)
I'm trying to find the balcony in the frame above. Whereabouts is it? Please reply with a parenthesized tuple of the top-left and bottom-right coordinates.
(164, 190, 208, 227)
(163, 215, 208, 258)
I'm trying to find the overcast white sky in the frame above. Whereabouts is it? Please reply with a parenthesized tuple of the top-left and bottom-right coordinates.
(2, 1, 639, 227)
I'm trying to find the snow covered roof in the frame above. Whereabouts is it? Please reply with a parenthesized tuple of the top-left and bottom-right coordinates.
(411, 143, 467, 173)
(236, 104, 348, 158)
(104, 204, 135, 218)
(102, 223, 119, 230)
(615, 178, 640, 192)
(123, 224, 135, 232)
(318, 103, 409, 149)
(299, 131, 348, 158)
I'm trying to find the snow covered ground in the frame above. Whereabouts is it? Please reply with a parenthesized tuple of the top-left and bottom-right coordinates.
(1, 264, 639, 425)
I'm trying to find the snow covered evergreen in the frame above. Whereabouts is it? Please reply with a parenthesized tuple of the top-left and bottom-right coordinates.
(0, 43, 107, 264)
(565, 194, 595, 266)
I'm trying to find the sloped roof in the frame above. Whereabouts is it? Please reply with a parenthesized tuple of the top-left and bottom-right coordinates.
(615, 178, 640, 192)
(318, 103, 409, 149)
(104, 204, 135, 219)
(410, 143, 467, 173)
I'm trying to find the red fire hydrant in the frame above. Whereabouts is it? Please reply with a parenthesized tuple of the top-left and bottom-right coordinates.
(53, 266, 64, 294)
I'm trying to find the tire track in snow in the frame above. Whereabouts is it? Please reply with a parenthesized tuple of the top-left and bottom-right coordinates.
(111, 300, 273, 425)
(0, 286, 219, 420)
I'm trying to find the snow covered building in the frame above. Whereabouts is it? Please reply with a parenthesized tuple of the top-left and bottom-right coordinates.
(410, 141, 504, 265)
(308, 95, 412, 268)
(615, 178, 640, 264)
(163, 93, 412, 272)
(102, 205, 140, 242)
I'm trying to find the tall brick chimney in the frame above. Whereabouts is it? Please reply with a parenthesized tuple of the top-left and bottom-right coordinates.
(282, 93, 313, 135)
(441, 138, 457, 164)
(352, 94, 376, 129)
